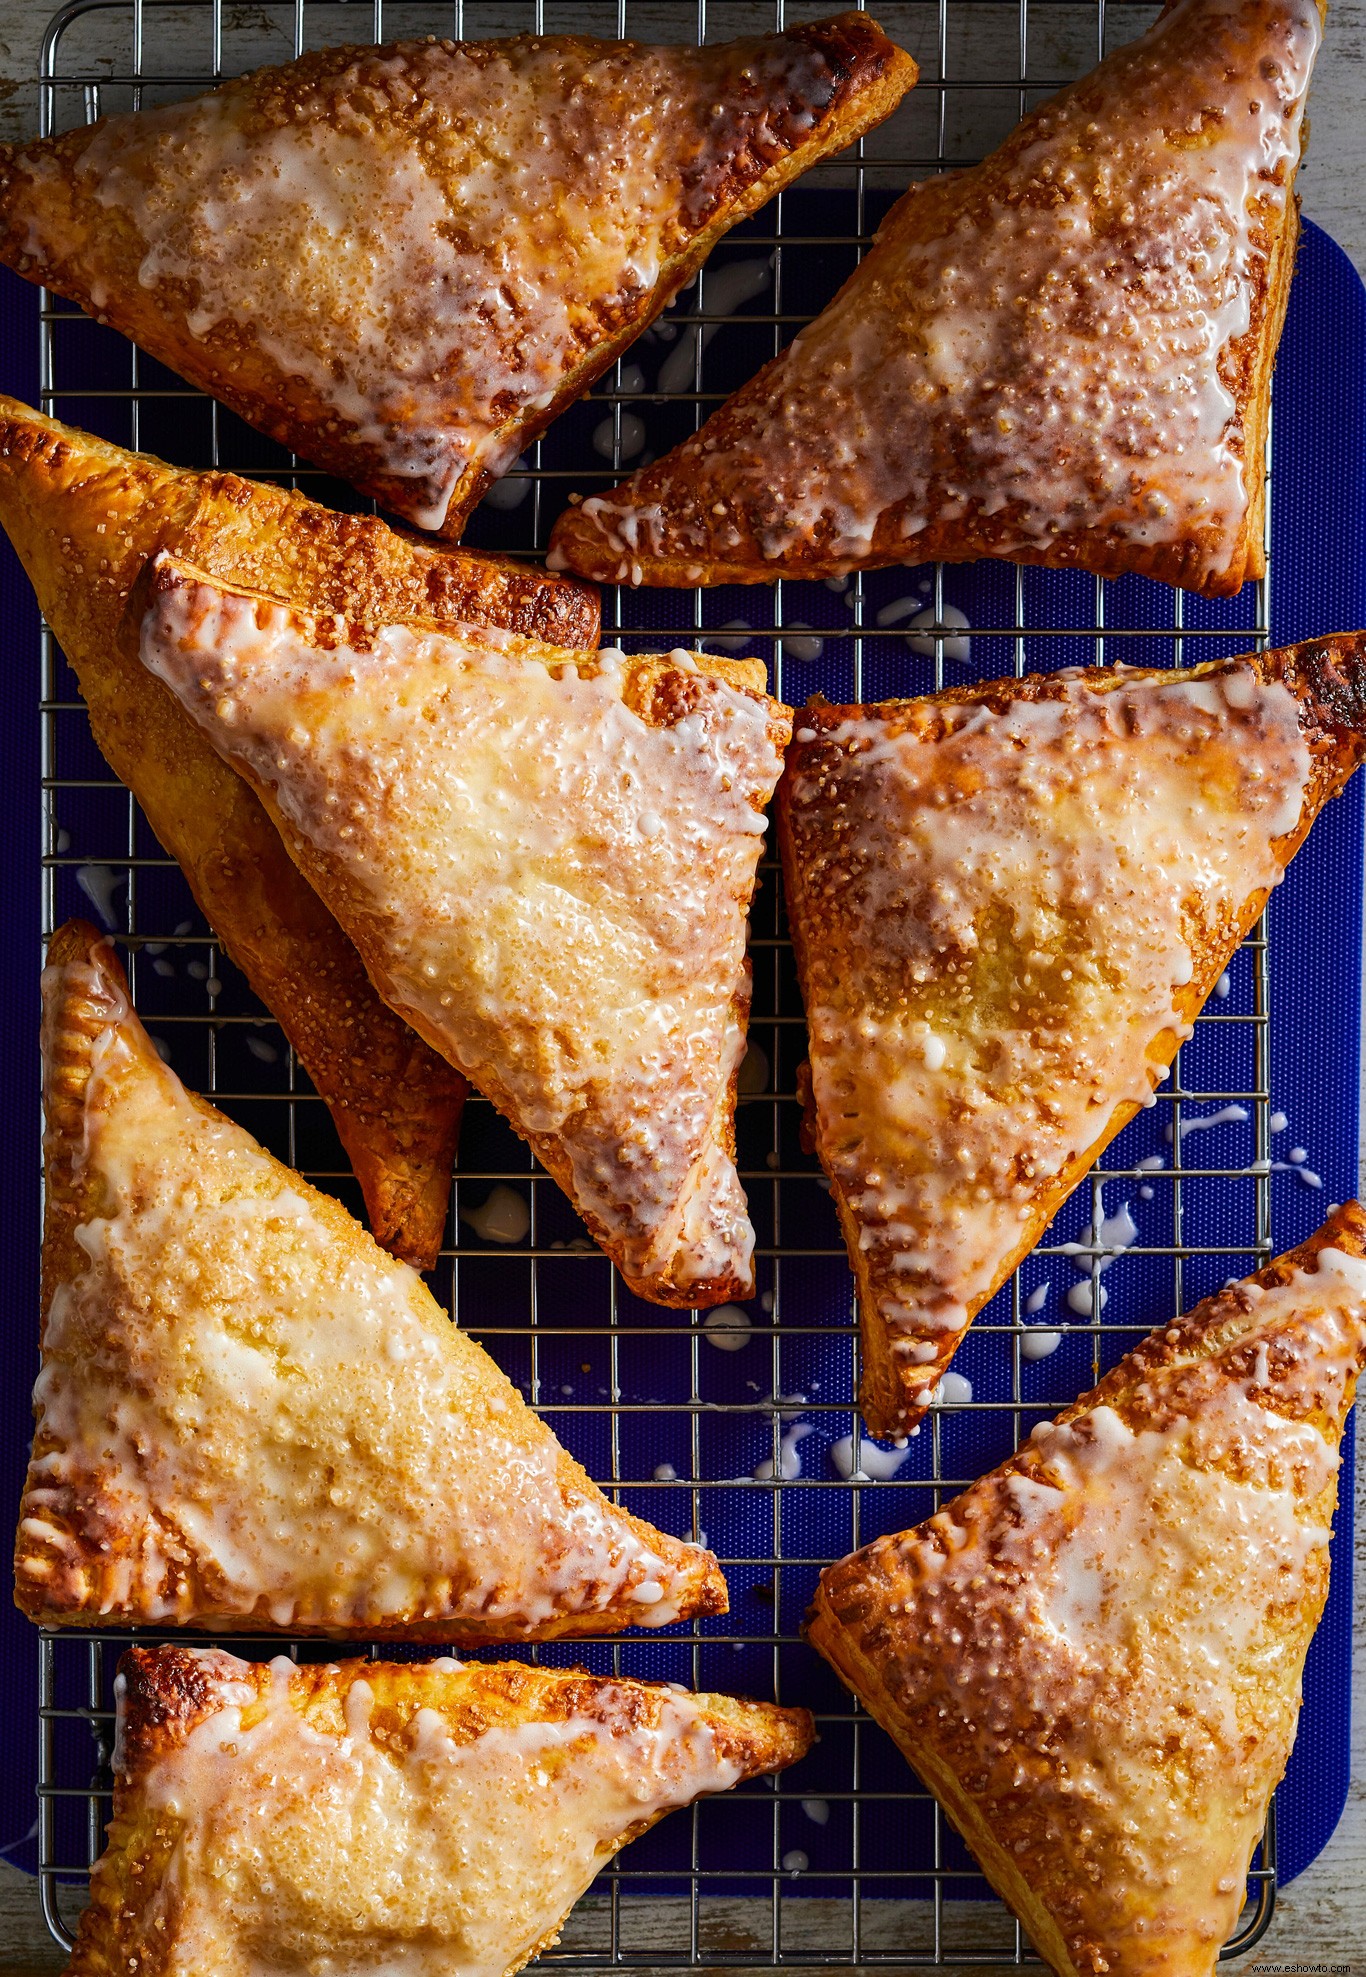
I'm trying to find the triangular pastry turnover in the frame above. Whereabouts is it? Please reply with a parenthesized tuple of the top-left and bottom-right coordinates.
(0, 395, 598, 1270)
(69, 1647, 813, 1977)
(550, 0, 1320, 595)
(137, 554, 793, 1306)
(778, 639, 1366, 1436)
(0, 19, 915, 536)
(16, 921, 727, 1636)
(808, 1205, 1366, 1977)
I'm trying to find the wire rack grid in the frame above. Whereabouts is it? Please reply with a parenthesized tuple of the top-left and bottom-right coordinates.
(28, 0, 1286, 1964)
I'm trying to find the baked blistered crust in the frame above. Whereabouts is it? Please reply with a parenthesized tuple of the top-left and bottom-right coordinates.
(16, 922, 727, 1636)
(0, 19, 915, 537)
(808, 1205, 1366, 1977)
(551, 0, 1318, 596)
(779, 637, 1366, 1435)
(68, 1648, 812, 1977)
(137, 554, 793, 1307)
(0, 397, 597, 1268)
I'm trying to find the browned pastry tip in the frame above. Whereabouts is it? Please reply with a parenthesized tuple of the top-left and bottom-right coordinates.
(0, 19, 914, 537)
(111, 1643, 815, 1782)
(779, 637, 1366, 1438)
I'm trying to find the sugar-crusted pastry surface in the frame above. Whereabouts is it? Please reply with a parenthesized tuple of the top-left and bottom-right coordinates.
(551, 0, 1319, 594)
(17, 923, 726, 1636)
(0, 395, 599, 1269)
(779, 639, 1366, 1435)
(0, 20, 914, 534)
(809, 1206, 1366, 1977)
(68, 1648, 813, 1977)
(140, 557, 792, 1305)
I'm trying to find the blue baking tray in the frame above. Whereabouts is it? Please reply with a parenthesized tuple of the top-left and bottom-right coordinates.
(0, 211, 1361, 1922)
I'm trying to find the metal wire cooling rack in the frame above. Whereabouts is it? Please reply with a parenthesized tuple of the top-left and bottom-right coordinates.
(28, 0, 1287, 1963)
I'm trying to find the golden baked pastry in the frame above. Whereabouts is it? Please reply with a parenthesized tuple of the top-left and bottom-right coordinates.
(0, 396, 598, 1269)
(16, 921, 727, 1637)
(808, 1204, 1366, 1977)
(0, 20, 915, 537)
(778, 638, 1366, 1436)
(69, 1647, 813, 1977)
(550, 0, 1319, 595)
(136, 553, 793, 1308)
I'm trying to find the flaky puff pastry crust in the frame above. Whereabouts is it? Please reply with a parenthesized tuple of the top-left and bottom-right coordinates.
(0, 396, 597, 1268)
(0, 19, 915, 536)
(551, 0, 1319, 596)
(137, 555, 793, 1307)
(69, 1648, 813, 1977)
(808, 1205, 1366, 1977)
(16, 921, 727, 1637)
(779, 637, 1366, 1436)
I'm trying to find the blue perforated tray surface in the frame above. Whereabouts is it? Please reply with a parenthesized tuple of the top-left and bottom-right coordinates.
(0, 212, 1361, 1915)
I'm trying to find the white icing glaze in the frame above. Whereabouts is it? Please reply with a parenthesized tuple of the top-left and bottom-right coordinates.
(22, 34, 839, 529)
(703, 1303, 752, 1351)
(1170, 1101, 1251, 1145)
(1275, 1158, 1324, 1188)
(752, 1421, 811, 1482)
(786, 665, 1310, 1389)
(24, 956, 712, 1631)
(781, 625, 824, 664)
(125, 1655, 745, 1975)
(140, 571, 785, 1293)
(1007, 1390, 1334, 1675)
(930, 1370, 972, 1407)
(655, 258, 773, 397)
(830, 1435, 910, 1481)
(460, 1183, 531, 1245)
(75, 863, 124, 929)
(901, 604, 971, 664)
(569, 0, 1319, 584)
(863, 1247, 1366, 1973)
(1061, 1185, 1142, 1317)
